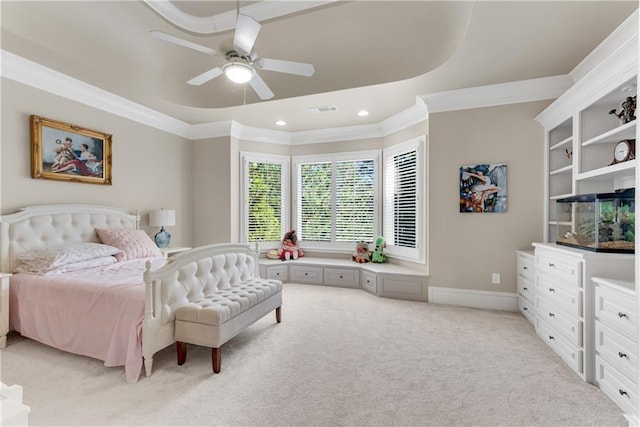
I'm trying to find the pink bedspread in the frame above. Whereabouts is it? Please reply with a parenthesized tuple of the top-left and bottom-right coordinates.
(9, 257, 166, 383)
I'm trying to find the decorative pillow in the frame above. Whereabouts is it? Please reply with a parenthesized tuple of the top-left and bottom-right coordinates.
(15, 255, 117, 275)
(16, 242, 123, 274)
(96, 228, 162, 261)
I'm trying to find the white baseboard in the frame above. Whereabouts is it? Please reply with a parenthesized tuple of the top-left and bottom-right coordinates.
(428, 287, 518, 311)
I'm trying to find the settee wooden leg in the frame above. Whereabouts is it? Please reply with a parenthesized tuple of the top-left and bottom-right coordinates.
(212, 347, 221, 373)
(276, 306, 282, 323)
(177, 341, 187, 365)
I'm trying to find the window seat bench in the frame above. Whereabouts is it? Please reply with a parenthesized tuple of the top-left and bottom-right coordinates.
(259, 257, 429, 302)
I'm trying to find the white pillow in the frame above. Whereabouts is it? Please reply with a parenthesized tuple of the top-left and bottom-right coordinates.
(15, 255, 117, 275)
(15, 242, 123, 274)
(96, 228, 162, 261)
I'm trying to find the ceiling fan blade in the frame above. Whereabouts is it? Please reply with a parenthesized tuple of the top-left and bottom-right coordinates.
(256, 58, 315, 77)
(249, 73, 274, 100)
(233, 14, 261, 55)
(150, 31, 219, 56)
(187, 67, 224, 86)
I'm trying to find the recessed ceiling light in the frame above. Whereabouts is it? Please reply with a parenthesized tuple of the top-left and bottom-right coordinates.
(357, 110, 369, 117)
(275, 120, 287, 126)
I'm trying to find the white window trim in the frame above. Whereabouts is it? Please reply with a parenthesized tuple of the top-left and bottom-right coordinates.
(240, 152, 290, 251)
(292, 150, 381, 252)
(383, 136, 426, 263)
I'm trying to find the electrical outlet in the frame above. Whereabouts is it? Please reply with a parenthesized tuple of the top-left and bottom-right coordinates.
(492, 273, 501, 284)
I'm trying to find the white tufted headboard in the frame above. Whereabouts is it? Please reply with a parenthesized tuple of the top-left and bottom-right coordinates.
(0, 204, 139, 272)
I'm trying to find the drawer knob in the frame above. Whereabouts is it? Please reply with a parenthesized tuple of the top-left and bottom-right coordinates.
(549, 335, 555, 341)
(523, 307, 528, 311)
(618, 312, 628, 318)
(305, 273, 308, 276)
(548, 313, 555, 318)
(548, 288, 555, 293)
(340, 275, 343, 279)
(619, 389, 628, 396)
(523, 287, 528, 291)
(523, 266, 528, 270)
(548, 263, 555, 268)
(618, 352, 629, 359)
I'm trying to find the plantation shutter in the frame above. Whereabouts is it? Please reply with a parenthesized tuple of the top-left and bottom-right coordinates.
(384, 146, 417, 248)
(297, 162, 332, 241)
(248, 161, 283, 242)
(335, 159, 374, 242)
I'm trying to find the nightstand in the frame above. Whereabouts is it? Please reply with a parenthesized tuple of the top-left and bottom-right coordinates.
(159, 247, 192, 258)
(1, 273, 11, 348)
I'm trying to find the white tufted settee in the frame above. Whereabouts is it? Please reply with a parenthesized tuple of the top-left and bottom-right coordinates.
(143, 243, 282, 374)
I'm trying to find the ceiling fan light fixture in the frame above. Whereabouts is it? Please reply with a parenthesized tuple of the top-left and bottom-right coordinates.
(223, 62, 254, 84)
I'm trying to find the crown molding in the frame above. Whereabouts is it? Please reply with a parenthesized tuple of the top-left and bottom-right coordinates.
(536, 24, 638, 129)
(570, 10, 638, 83)
(143, 0, 337, 35)
(0, 50, 191, 138)
(3, 49, 578, 145)
(419, 75, 574, 114)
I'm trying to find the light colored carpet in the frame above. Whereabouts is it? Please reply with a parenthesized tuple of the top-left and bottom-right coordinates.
(1, 283, 626, 426)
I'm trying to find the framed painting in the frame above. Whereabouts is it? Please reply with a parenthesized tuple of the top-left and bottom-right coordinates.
(30, 115, 112, 185)
(460, 163, 507, 213)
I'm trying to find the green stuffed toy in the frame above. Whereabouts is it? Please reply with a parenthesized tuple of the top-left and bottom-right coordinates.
(371, 236, 387, 263)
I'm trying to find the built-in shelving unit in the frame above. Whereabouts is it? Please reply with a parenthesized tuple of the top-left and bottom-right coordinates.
(538, 73, 637, 243)
(535, 10, 638, 420)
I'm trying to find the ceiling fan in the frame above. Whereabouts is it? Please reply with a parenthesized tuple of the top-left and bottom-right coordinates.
(150, 12, 315, 101)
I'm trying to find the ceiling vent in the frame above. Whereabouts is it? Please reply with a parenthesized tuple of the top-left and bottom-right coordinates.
(309, 105, 338, 113)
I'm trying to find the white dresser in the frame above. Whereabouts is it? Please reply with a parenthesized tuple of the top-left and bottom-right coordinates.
(532, 243, 634, 383)
(592, 277, 637, 418)
(516, 250, 535, 325)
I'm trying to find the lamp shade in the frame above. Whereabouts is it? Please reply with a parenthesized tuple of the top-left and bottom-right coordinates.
(149, 209, 176, 227)
(223, 62, 254, 84)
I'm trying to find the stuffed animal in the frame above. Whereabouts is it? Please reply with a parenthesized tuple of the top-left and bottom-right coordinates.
(371, 236, 386, 263)
(352, 241, 371, 263)
(278, 230, 304, 261)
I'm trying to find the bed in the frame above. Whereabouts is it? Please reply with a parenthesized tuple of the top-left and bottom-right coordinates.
(0, 204, 176, 383)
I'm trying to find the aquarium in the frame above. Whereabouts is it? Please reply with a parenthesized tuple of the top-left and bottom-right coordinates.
(556, 188, 635, 253)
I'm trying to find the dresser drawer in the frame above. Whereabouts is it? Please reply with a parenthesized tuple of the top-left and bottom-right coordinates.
(536, 272, 582, 318)
(263, 265, 288, 282)
(536, 296, 582, 347)
(536, 250, 582, 287)
(596, 321, 638, 381)
(289, 265, 324, 285)
(536, 317, 583, 375)
(518, 296, 535, 325)
(595, 285, 638, 339)
(517, 276, 534, 302)
(517, 252, 535, 282)
(324, 268, 359, 288)
(361, 271, 377, 294)
(595, 355, 638, 416)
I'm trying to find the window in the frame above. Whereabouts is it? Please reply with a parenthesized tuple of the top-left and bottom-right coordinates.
(241, 153, 289, 248)
(383, 136, 425, 261)
(294, 151, 379, 250)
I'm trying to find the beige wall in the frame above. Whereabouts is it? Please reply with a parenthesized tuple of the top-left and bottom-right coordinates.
(428, 101, 550, 293)
(2, 78, 552, 295)
(0, 79, 193, 246)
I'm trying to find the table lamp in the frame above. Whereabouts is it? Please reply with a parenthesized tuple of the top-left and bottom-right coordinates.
(149, 209, 175, 248)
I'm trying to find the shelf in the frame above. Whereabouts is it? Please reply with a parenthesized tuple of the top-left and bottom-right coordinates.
(549, 164, 573, 176)
(576, 159, 636, 181)
(581, 120, 636, 147)
(549, 221, 572, 226)
(550, 136, 573, 151)
(550, 192, 574, 200)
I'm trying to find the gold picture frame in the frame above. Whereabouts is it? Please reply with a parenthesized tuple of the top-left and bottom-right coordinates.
(30, 115, 112, 185)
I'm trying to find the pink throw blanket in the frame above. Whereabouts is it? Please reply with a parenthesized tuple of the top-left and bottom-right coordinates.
(9, 257, 166, 383)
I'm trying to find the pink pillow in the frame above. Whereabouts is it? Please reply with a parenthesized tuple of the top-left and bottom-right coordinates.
(96, 228, 162, 261)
